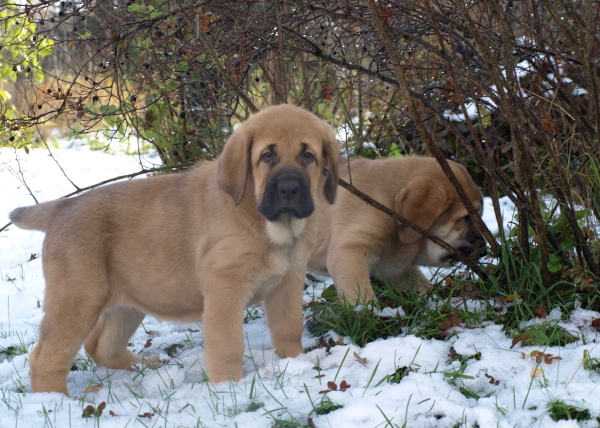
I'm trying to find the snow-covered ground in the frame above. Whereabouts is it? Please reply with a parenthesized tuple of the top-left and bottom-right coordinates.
(1, 145, 599, 427)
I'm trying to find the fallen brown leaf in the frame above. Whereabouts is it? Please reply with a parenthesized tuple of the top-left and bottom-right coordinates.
(86, 384, 102, 392)
(354, 352, 368, 366)
(533, 305, 548, 319)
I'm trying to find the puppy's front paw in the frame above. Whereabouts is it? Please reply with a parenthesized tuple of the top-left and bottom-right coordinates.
(274, 344, 303, 359)
(141, 355, 163, 369)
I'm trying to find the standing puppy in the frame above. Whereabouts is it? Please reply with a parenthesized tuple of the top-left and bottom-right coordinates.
(9, 104, 339, 396)
(308, 156, 486, 303)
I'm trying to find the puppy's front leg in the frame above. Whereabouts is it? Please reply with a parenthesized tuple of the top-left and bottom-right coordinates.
(327, 245, 376, 304)
(203, 288, 246, 383)
(263, 269, 305, 359)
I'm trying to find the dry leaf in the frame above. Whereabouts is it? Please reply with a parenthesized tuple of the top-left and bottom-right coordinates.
(164, 343, 183, 357)
(82, 405, 96, 417)
(327, 381, 337, 391)
(530, 367, 543, 377)
(321, 83, 334, 101)
(511, 333, 534, 349)
(200, 14, 211, 33)
(484, 373, 499, 385)
(506, 294, 522, 303)
(544, 354, 562, 364)
(86, 384, 102, 392)
(82, 402, 105, 417)
(438, 311, 463, 337)
(533, 305, 548, 319)
(354, 352, 368, 366)
(524, 350, 562, 364)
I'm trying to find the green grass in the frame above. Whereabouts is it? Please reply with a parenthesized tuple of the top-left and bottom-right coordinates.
(547, 401, 591, 422)
(510, 322, 579, 348)
(306, 300, 403, 347)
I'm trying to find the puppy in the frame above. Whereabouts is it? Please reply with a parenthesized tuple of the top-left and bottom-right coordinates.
(9, 104, 339, 395)
(308, 156, 486, 303)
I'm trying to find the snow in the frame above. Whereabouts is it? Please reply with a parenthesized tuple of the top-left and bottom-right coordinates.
(2, 145, 600, 427)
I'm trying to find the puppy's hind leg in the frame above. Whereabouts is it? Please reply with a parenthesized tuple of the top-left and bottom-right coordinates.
(29, 281, 107, 395)
(84, 306, 162, 370)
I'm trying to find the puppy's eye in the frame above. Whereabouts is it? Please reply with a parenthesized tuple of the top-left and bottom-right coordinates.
(260, 151, 274, 162)
(303, 152, 315, 162)
(464, 215, 472, 223)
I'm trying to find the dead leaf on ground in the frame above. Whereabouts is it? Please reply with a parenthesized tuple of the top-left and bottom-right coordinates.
(522, 350, 562, 365)
(354, 352, 368, 366)
(438, 311, 463, 337)
(316, 335, 345, 353)
(82, 401, 106, 417)
(530, 367, 543, 377)
(164, 343, 183, 357)
(533, 305, 548, 319)
(86, 383, 102, 392)
(319, 380, 351, 394)
(484, 373, 500, 385)
(511, 333, 534, 349)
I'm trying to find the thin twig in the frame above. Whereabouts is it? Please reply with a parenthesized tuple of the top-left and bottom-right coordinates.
(0, 163, 194, 234)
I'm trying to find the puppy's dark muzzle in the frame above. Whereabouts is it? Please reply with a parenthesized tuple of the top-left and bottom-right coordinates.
(444, 235, 488, 263)
(258, 168, 314, 221)
(460, 236, 488, 260)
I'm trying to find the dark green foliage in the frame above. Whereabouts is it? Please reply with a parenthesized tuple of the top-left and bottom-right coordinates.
(306, 300, 402, 347)
(547, 401, 591, 422)
(511, 323, 579, 348)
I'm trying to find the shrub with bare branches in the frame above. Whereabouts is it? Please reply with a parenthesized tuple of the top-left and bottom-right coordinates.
(2, 0, 599, 291)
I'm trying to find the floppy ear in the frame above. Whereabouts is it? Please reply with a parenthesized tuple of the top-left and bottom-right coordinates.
(217, 126, 252, 206)
(394, 179, 451, 244)
(321, 127, 339, 204)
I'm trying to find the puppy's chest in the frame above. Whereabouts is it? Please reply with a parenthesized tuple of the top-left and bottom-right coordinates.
(248, 242, 305, 304)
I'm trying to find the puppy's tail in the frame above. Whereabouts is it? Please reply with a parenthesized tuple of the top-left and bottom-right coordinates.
(9, 199, 65, 231)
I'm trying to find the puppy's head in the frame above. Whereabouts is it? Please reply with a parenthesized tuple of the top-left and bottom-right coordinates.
(395, 160, 487, 266)
(217, 104, 339, 244)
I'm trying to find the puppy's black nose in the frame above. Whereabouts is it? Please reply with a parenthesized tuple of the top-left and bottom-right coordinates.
(459, 236, 487, 259)
(278, 179, 300, 200)
(467, 237, 487, 259)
